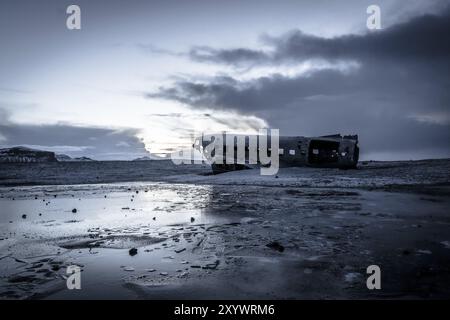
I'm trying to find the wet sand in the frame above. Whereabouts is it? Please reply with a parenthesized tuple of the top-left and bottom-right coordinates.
(0, 160, 450, 299)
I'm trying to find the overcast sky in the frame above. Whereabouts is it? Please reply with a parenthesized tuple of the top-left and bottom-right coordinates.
(0, 0, 449, 160)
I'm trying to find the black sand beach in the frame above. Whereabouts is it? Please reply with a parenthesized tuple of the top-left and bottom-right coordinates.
(1, 159, 450, 299)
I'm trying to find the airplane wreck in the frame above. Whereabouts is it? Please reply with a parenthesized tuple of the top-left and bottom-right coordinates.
(193, 133, 359, 174)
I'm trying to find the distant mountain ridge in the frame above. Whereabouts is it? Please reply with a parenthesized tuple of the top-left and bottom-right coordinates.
(56, 154, 95, 162)
(0, 146, 159, 162)
(132, 155, 165, 161)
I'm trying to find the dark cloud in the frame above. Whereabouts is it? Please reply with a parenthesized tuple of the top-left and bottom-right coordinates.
(189, 46, 270, 67)
(188, 9, 450, 66)
(0, 123, 150, 160)
(148, 9, 450, 160)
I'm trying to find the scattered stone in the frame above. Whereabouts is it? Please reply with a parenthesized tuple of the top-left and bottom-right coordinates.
(344, 272, 361, 283)
(402, 249, 411, 255)
(129, 248, 138, 256)
(72, 208, 77, 213)
(160, 272, 168, 276)
(153, 217, 156, 220)
(175, 248, 186, 254)
(266, 241, 285, 252)
(123, 267, 135, 272)
(202, 260, 220, 270)
(21, 214, 27, 219)
(440, 241, 450, 249)
(190, 217, 195, 223)
(146, 268, 156, 272)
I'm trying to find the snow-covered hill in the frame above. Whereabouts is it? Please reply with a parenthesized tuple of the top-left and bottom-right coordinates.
(0, 146, 57, 163)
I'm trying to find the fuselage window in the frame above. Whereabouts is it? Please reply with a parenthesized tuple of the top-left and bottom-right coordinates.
(289, 149, 295, 155)
(278, 148, 284, 155)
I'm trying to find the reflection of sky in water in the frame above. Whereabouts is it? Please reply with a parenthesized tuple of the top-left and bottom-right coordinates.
(0, 183, 214, 239)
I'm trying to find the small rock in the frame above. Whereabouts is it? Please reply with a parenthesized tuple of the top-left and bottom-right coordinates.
(266, 241, 285, 252)
(129, 248, 138, 256)
(72, 208, 77, 213)
(123, 267, 135, 272)
(202, 260, 220, 270)
(441, 241, 450, 249)
(21, 214, 27, 219)
(190, 217, 195, 223)
(344, 272, 361, 283)
(160, 272, 168, 276)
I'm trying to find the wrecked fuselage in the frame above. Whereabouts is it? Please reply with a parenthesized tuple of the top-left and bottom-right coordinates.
(194, 133, 359, 174)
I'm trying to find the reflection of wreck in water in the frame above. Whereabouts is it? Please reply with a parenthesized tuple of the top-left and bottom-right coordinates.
(194, 133, 359, 174)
